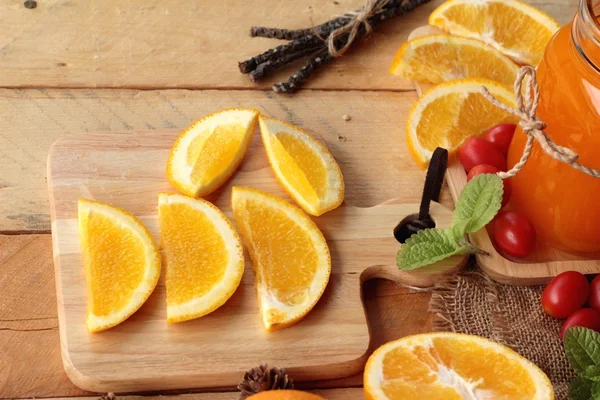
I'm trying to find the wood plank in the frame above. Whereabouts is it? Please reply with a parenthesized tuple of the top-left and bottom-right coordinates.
(53, 389, 365, 400)
(46, 129, 456, 392)
(0, 235, 85, 398)
(0, 234, 432, 398)
(0, 0, 577, 90)
(0, 88, 461, 233)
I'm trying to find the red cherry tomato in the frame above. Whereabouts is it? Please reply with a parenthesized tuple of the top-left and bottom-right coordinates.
(493, 210, 536, 257)
(458, 138, 507, 172)
(484, 124, 517, 156)
(542, 271, 590, 319)
(560, 308, 600, 339)
(467, 164, 512, 207)
(589, 275, 600, 313)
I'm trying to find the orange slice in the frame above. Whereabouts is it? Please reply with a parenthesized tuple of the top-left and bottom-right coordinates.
(158, 193, 244, 323)
(78, 199, 161, 333)
(406, 78, 518, 168)
(259, 115, 344, 216)
(167, 108, 260, 197)
(429, 0, 561, 65)
(231, 187, 331, 331)
(364, 333, 553, 399)
(390, 34, 519, 86)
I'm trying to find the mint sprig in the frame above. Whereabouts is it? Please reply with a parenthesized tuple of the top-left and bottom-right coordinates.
(396, 173, 503, 270)
(564, 327, 600, 400)
(396, 229, 466, 270)
(451, 174, 504, 239)
(565, 327, 600, 373)
(569, 375, 594, 400)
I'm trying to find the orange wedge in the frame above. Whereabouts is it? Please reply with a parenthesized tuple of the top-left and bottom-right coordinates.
(231, 187, 331, 331)
(429, 0, 560, 65)
(167, 108, 260, 197)
(158, 193, 244, 323)
(78, 199, 161, 333)
(406, 78, 518, 168)
(390, 34, 518, 86)
(259, 115, 344, 216)
(364, 333, 553, 399)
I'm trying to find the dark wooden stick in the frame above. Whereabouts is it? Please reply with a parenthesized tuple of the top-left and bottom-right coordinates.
(238, 35, 322, 73)
(250, 18, 351, 40)
(272, 49, 333, 93)
(250, 44, 321, 81)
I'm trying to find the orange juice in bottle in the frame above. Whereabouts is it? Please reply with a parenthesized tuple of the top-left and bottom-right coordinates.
(509, 0, 600, 253)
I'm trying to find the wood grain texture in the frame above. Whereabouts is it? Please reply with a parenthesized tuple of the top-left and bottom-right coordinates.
(0, 0, 432, 91)
(0, 88, 462, 233)
(0, 233, 432, 398)
(47, 129, 458, 392)
(53, 389, 365, 400)
(0, 0, 576, 91)
(445, 163, 600, 285)
(0, 235, 82, 399)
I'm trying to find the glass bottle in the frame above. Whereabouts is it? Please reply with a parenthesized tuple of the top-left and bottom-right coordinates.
(508, 0, 600, 253)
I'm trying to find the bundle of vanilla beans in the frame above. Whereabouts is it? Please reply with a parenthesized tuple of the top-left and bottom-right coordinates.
(239, 0, 432, 93)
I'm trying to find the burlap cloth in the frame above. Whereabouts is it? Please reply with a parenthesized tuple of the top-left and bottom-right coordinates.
(429, 266, 575, 399)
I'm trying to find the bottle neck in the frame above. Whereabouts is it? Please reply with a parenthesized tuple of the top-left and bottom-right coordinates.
(573, 0, 600, 72)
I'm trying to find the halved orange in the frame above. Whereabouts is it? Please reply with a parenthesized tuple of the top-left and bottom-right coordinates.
(406, 78, 518, 168)
(231, 187, 331, 331)
(158, 193, 244, 323)
(364, 333, 553, 399)
(390, 34, 518, 86)
(429, 0, 560, 65)
(167, 108, 260, 197)
(78, 199, 161, 332)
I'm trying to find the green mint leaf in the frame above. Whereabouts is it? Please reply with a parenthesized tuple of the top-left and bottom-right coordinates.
(570, 376, 593, 400)
(564, 327, 600, 374)
(584, 365, 600, 382)
(396, 228, 465, 270)
(452, 174, 503, 237)
(592, 381, 600, 399)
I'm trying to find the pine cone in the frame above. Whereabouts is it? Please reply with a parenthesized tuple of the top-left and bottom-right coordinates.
(238, 364, 294, 399)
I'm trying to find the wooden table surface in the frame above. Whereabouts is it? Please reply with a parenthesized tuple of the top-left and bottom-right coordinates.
(0, 0, 576, 399)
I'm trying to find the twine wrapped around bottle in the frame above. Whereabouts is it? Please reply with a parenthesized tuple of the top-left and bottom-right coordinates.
(481, 65, 600, 179)
(326, 0, 389, 56)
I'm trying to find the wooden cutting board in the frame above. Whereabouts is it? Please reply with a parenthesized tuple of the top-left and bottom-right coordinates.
(47, 128, 465, 392)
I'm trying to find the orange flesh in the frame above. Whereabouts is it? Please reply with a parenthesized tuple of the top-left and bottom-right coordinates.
(509, 21, 600, 252)
(438, 2, 556, 64)
(416, 91, 517, 151)
(186, 123, 245, 186)
(233, 195, 319, 307)
(380, 338, 536, 398)
(159, 202, 229, 305)
(269, 132, 328, 204)
(396, 40, 517, 86)
(82, 211, 145, 317)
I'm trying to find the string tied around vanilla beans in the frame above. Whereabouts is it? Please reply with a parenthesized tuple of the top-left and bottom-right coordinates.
(326, 0, 389, 57)
(481, 65, 600, 179)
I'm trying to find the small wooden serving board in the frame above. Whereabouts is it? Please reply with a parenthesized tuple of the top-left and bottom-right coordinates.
(47, 128, 465, 392)
(410, 25, 600, 285)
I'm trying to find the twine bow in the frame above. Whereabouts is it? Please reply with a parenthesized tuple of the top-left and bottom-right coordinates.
(327, 0, 389, 57)
(481, 66, 600, 179)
